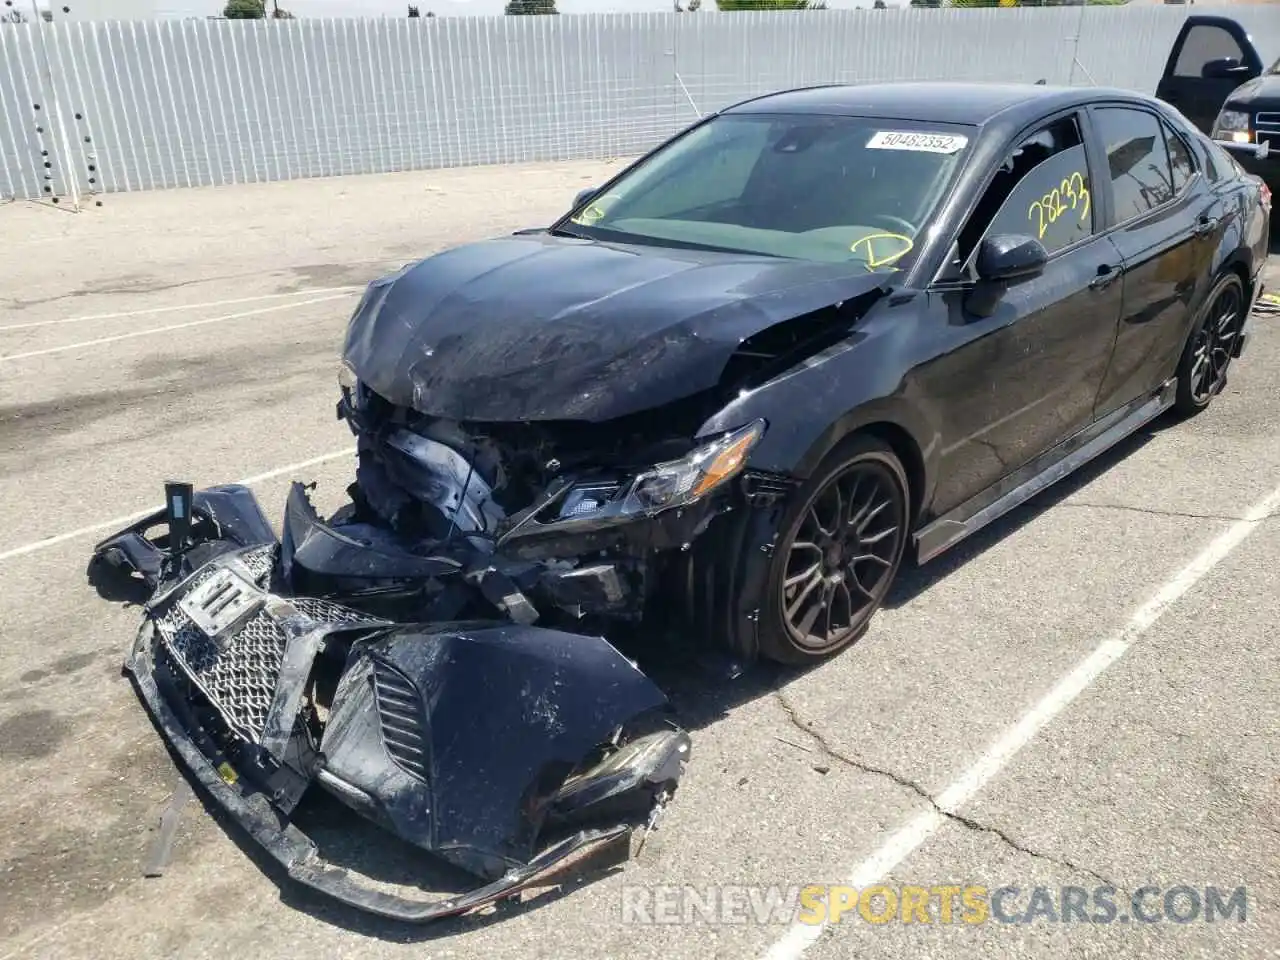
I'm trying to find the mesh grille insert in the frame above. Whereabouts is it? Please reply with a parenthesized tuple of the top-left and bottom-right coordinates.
(154, 549, 380, 743)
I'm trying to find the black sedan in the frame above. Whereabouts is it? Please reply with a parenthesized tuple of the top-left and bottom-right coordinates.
(334, 80, 1269, 664)
(89, 80, 1271, 919)
(105, 80, 1273, 669)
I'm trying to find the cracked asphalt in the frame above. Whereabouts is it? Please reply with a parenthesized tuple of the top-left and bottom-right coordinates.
(770, 687, 1119, 891)
(1, 163, 1277, 960)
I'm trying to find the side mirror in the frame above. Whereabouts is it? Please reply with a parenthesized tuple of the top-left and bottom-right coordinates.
(976, 234, 1048, 284)
(573, 187, 597, 210)
(1201, 57, 1252, 80)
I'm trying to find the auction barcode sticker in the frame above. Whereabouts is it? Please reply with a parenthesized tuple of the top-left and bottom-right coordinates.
(866, 131, 969, 154)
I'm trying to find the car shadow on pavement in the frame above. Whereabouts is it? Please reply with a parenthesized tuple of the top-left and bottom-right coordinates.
(883, 418, 1165, 610)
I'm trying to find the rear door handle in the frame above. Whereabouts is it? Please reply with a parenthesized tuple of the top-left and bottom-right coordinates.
(1194, 215, 1220, 237)
(1089, 264, 1120, 291)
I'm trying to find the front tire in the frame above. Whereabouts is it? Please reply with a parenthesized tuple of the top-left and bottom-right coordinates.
(1174, 272, 1245, 418)
(756, 435, 910, 665)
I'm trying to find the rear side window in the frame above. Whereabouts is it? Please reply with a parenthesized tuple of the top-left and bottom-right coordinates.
(1173, 24, 1247, 78)
(1163, 121, 1196, 194)
(1093, 107, 1176, 223)
(1199, 134, 1223, 183)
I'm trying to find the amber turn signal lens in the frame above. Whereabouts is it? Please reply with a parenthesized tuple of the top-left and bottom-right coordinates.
(690, 424, 763, 499)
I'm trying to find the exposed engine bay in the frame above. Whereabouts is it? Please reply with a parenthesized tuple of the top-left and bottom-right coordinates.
(84, 305, 852, 921)
(332, 366, 777, 633)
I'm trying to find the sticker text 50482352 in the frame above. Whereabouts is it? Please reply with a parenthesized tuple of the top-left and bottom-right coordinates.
(866, 131, 969, 155)
(1027, 171, 1091, 241)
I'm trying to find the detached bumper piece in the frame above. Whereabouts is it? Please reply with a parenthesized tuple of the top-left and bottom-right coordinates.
(93, 484, 690, 923)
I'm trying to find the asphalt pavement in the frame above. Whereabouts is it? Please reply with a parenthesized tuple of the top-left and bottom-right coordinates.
(0, 164, 1277, 960)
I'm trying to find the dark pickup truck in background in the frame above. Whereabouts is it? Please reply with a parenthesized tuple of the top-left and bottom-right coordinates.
(1156, 14, 1279, 197)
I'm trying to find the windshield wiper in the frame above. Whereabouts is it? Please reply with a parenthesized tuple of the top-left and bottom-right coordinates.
(548, 224, 590, 239)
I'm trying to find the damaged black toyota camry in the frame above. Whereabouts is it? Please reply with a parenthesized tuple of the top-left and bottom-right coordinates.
(92, 82, 1270, 920)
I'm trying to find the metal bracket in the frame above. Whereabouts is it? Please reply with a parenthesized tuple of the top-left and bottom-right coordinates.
(257, 597, 328, 763)
(177, 566, 265, 641)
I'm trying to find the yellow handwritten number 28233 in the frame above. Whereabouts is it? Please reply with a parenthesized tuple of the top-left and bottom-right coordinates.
(1027, 172, 1090, 241)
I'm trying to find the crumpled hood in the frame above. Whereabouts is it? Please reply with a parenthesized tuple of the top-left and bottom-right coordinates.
(342, 232, 889, 422)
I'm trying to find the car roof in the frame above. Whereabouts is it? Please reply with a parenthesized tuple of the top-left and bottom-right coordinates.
(722, 81, 1148, 127)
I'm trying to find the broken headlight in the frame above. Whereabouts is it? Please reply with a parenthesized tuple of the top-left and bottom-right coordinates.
(557, 420, 766, 521)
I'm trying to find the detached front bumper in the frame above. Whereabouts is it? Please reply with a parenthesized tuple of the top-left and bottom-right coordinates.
(96, 486, 691, 923)
(125, 619, 632, 922)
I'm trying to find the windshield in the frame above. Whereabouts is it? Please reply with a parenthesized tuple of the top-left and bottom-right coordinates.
(559, 114, 973, 270)
(1269, 56, 1280, 75)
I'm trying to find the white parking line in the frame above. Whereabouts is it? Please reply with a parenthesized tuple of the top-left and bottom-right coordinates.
(0, 446, 356, 564)
(0, 286, 364, 333)
(0, 292, 355, 363)
(763, 479, 1280, 960)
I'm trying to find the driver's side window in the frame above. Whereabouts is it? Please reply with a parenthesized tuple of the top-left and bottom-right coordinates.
(950, 114, 1096, 277)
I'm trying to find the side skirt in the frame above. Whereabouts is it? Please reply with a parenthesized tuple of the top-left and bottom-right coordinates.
(914, 377, 1177, 564)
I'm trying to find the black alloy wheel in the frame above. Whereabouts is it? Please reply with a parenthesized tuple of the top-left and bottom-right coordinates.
(758, 436, 910, 664)
(1176, 273, 1245, 416)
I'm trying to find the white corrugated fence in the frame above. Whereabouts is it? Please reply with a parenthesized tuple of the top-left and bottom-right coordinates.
(1, 7, 1277, 202)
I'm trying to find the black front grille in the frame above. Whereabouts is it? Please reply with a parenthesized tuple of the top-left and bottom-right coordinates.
(1256, 112, 1279, 148)
(370, 658, 429, 782)
(153, 547, 282, 742)
(158, 606, 288, 742)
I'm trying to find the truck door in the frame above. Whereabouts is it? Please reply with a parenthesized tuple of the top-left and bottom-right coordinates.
(1156, 16, 1264, 135)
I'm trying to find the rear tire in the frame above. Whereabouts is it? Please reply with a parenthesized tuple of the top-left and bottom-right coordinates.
(756, 435, 910, 665)
(1173, 272, 1245, 418)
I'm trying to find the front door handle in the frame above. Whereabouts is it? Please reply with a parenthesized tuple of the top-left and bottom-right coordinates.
(1194, 215, 1220, 237)
(1089, 264, 1120, 291)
